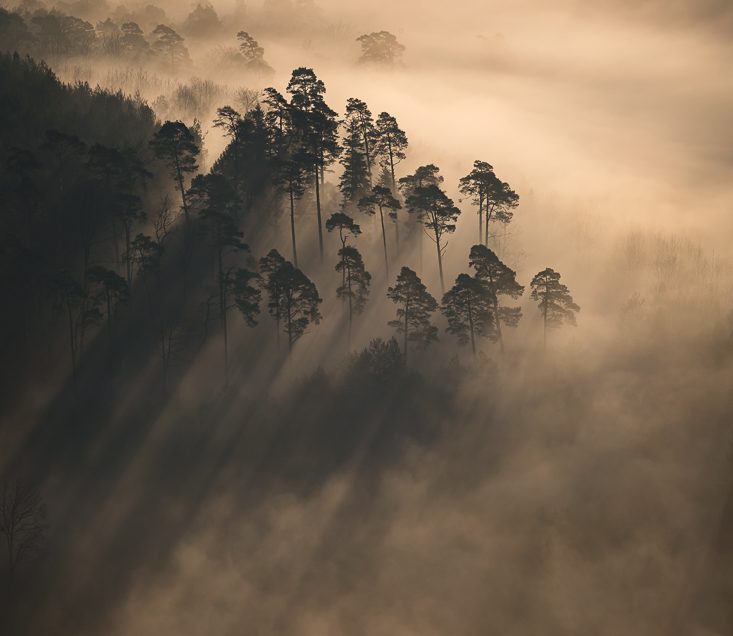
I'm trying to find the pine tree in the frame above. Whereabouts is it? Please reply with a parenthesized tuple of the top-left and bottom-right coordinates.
(87, 266, 129, 344)
(441, 273, 495, 356)
(189, 173, 250, 381)
(151, 24, 190, 68)
(339, 117, 370, 209)
(358, 185, 401, 275)
(344, 98, 378, 183)
(150, 121, 200, 229)
(326, 212, 362, 310)
(530, 268, 579, 347)
(374, 112, 408, 193)
(336, 245, 371, 344)
(404, 181, 461, 293)
(469, 244, 524, 352)
(286, 67, 340, 261)
(259, 250, 322, 352)
(387, 266, 438, 361)
(459, 160, 494, 245)
(272, 151, 308, 266)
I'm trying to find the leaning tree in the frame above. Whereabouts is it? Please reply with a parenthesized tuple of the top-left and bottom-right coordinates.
(150, 121, 200, 231)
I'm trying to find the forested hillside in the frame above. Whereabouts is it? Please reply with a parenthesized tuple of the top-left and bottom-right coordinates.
(2, 1, 733, 635)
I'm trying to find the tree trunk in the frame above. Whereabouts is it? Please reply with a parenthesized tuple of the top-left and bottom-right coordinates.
(125, 223, 132, 287)
(478, 192, 484, 245)
(315, 170, 324, 261)
(494, 296, 504, 353)
(388, 142, 396, 193)
(467, 296, 476, 357)
(543, 295, 548, 350)
(289, 186, 298, 267)
(346, 261, 353, 347)
(434, 225, 445, 293)
(485, 205, 492, 247)
(378, 204, 389, 276)
(218, 247, 228, 384)
(403, 297, 409, 364)
(286, 299, 293, 354)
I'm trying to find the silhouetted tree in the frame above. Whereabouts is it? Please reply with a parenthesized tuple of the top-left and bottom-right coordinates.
(189, 173, 249, 381)
(213, 106, 245, 205)
(462, 162, 519, 246)
(358, 185, 401, 274)
(151, 24, 189, 67)
(120, 21, 149, 58)
(344, 98, 378, 183)
(259, 248, 286, 347)
(236, 30, 272, 73)
(262, 87, 291, 155)
(405, 182, 460, 293)
(356, 31, 405, 66)
(348, 337, 405, 383)
(459, 160, 493, 244)
(273, 151, 309, 266)
(339, 116, 370, 208)
(150, 121, 200, 229)
(184, 3, 221, 37)
(0, 481, 47, 583)
(469, 244, 524, 352)
(326, 211, 361, 301)
(87, 266, 129, 343)
(286, 67, 340, 260)
(374, 112, 408, 193)
(441, 273, 495, 356)
(387, 266, 438, 361)
(530, 267, 579, 346)
(51, 272, 102, 380)
(260, 250, 322, 352)
(336, 245, 371, 343)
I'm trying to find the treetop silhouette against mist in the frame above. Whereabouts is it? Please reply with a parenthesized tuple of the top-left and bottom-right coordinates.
(404, 178, 461, 293)
(387, 266, 438, 362)
(259, 250, 322, 353)
(356, 30, 405, 66)
(236, 30, 273, 74)
(441, 273, 496, 356)
(530, 268, 579, 346)
(459, 160, 519, 246)
(469, 244, 524, 352)
(150, 121, 200, 229)
(374, 111, 408, 194)
(150, 23, 190, 68)
(285, 67, 340, 260)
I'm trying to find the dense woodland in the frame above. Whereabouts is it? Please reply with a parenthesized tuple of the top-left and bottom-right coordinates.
(1, 2, 733, 635)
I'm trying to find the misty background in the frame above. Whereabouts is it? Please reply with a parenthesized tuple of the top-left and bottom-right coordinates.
(1, 1, 733, 635)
